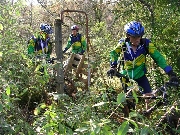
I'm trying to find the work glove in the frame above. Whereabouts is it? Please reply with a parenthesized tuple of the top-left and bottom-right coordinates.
(79, 50, 85, 55)
(107, 68, 117, 78)
(110, 61, 117, 68)
(167, 70, 179, 85)
(63, 47, 68, 53)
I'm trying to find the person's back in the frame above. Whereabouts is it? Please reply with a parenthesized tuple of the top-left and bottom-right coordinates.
(28, 23, 53, 58)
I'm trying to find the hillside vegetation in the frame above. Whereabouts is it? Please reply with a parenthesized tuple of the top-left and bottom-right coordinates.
(0, 0, 180, 134)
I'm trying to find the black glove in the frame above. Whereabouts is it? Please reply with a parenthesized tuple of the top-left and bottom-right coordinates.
(107, 68, 117, 78)
(63, 47, 68, 53)
(167, 70, 179, 85)
(110, 61, 117, 68)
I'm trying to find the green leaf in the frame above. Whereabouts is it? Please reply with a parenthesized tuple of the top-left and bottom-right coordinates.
(0, 104, 3, 112)
(0, 15, 3, 21)
(16, 10, 20, 16)
(19, 89, 28, 96)
(40, 103, 47, 109)
(140, 127, 149, 135)
(0, 23, 3, 30)
(102, 125, 113, 135)
(6, 86, 10, 96)
(129, 120, 138, 128)
(13, 98, 21, 101)
(2, 93, 8, 100)
(0, 52, 2, 61)
(90, 132, 95, 135)
(117, 121, 129, 135)
(117, 93, 126, 104)
(58, 123, 65, 134)
(94, 127, 101, 134)
(132, 90, 138, 104)
(129, 112, 138, 118)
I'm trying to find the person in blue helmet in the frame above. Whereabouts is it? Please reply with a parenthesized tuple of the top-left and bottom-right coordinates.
(109, 21, 179, 110)
(28, 23, 53, 58)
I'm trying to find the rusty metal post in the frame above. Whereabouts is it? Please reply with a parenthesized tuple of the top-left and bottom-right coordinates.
(54, 19, 64, 94)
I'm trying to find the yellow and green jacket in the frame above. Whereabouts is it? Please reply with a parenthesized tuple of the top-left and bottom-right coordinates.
(64, 33, 87, 54)
(110, 38, 172, 79)
(27, 31, 52, 58)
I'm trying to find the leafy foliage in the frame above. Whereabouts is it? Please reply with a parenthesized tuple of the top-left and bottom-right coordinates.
(0, 0, 180, 134)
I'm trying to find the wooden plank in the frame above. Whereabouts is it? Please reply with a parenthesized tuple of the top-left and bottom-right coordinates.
(64, 53, 75, 75)
(76, 55, 85, 74)
(81, 70, 88, 76)
(82, 64, 88, 68)
(78, 77, 88, 84)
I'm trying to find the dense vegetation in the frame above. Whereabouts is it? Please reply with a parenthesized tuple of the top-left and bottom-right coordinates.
(0, 0, 180, 134)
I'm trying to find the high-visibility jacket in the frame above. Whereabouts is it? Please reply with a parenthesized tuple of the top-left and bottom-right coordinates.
(27, 31, 52, 58)
(110, 38, 172, 79)
(64, 33, 87, 54)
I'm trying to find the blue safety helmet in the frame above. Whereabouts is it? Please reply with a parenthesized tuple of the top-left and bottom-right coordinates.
(40, 23, 53, 34)
(124, 21, 144, 37)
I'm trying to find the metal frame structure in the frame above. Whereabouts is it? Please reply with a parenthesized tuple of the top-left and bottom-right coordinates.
(55, 10, 90, 94)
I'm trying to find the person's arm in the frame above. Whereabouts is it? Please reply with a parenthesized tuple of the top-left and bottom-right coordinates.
(81, 35, 87, 51)
(110, 39, 124, 68)
(148, 40, 178, 83)
(63, 37, 71, 53)
(147, 41, 172, 73)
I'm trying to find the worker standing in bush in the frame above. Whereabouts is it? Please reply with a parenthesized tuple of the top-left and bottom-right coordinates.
(27, 23, 53, 58)
(109, 21, 179, 110)
(63, 25, 87, 75)
(27, 23, 53, 75)
(63, 25, 87, 55)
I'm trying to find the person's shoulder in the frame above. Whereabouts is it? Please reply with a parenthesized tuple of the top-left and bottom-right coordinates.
(79, 33, 86, 40)
(78, 33, 82, 37)
(141, 38, 152, 45)
(142, 37, 151, 42)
